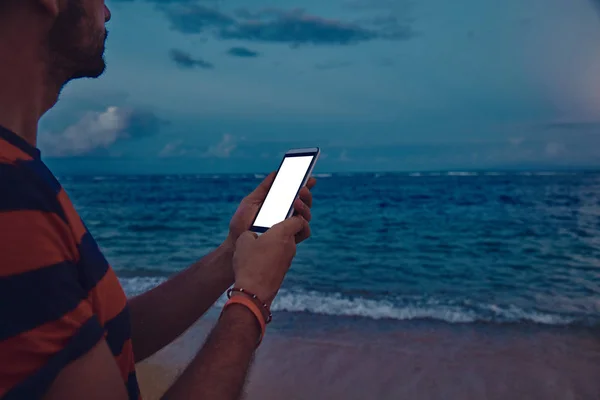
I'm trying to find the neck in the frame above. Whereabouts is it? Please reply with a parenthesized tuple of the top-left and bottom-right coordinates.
(0, 37, 61, 147)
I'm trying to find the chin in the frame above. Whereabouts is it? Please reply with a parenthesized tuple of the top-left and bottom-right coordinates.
(70, 59, 106, 80)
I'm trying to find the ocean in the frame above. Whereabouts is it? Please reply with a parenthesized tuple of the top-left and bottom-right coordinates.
(59, 171, 600, 399)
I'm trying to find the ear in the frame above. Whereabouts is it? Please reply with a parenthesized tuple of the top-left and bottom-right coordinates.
(36, 0, 61, 18)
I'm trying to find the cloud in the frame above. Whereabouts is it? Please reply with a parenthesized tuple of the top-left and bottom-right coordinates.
(343, 0, 409, 10)
(315, 60, 353, 70)
(220, 11, 378, 45)
(159, 140, 186, 158)
(204, 133, 237, 158)
(227, 47, 260, 58)
(160, 5, 412, 46)
(169, 49, 214, 69)
(158, 134, 242, 159)
(162, 4, 235, 34)
(40, 106, 166, 157)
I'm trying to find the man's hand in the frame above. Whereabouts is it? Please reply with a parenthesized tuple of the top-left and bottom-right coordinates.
(43, 208, 311, 400)
(228, 172, 316, 247)
(233, 216, 308, 306)
(129, 172, 316, 363)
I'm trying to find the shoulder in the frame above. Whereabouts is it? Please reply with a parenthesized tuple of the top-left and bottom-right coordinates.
(0, 159, 77, 269)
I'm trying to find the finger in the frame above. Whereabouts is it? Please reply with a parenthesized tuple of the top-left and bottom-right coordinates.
(247, 171, 276, 201)
(306, 177, 316, 190)
(298, 186, 313, 209)
(293, 198, 312, 222)
(295, 221, 311, 244)
(236, 230, 258, 249)
(271, 216, 307, 237)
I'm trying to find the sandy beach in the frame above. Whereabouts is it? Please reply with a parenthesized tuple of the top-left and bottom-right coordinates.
(135, 313, 600, 400)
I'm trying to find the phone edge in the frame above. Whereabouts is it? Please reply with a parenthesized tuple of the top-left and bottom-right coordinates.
(249, 147, 320, 234)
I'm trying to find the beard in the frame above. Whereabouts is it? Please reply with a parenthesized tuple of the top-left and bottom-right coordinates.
(47, 0, 108, 86)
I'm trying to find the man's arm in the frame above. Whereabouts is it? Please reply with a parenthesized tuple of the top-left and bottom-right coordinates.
(44, 305, 260, 400)
(43, 216, 308, 400)
(128, 239, 235, 362)
(161, 304, 260, 400)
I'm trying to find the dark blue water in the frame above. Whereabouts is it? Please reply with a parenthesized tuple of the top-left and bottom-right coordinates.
(59, 171, 600, 326)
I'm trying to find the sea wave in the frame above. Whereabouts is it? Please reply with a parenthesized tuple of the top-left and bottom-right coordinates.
(118, 277, 581, 326)
(120, 276, 167, 296)
(448, 171, 478, 176)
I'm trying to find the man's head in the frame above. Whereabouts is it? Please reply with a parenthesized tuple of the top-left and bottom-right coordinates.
(1, 0, 112, 86)
(48, 0, 112, 82)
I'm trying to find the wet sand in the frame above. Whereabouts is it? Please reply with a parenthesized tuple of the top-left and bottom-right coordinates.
(136, 314, 600, 399)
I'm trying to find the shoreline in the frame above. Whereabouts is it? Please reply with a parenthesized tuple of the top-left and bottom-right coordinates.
(135, 313, 600, 399)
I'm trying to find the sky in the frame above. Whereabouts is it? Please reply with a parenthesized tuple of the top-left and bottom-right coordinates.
(39, 0, 600, 174)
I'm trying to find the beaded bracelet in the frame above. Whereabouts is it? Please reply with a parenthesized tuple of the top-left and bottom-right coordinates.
(227, 287, 273, 324)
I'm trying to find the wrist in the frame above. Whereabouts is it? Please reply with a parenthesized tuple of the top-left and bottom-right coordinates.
(230, 291, 272, 323)
(231, 282, 274, 309)
(222, 235, 236, 253)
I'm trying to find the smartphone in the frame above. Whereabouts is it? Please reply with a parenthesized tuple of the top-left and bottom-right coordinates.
(250, 147, 320, 233)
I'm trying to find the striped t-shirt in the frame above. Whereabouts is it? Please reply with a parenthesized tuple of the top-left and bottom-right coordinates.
(0, 125, 140, 399)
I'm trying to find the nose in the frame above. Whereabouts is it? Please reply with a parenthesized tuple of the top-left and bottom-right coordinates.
(104, 4, 111, 22)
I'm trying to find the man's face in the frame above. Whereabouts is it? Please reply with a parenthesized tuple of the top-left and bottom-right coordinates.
(47, 0, 112, 83)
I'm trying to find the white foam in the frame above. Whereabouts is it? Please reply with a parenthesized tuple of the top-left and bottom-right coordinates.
(448, 171, 478, 176)
(120, 277, 166, 297)
(271, 291, 577, 325)
(118, 278, 576, 326)
(272, 291, 477, 323)
(482, 304, 574, 325)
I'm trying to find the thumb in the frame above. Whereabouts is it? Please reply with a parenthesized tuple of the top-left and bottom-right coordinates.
(236, 231, 258, 250)
(247, 171, 276, 202)
(272, 216, 307, 237)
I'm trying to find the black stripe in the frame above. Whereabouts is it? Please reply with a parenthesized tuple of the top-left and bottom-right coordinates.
(126, 371, 141, 400)
(104, 306, 131, 356)
(0, 125, 40, 160)
(0, 261, 88, 341)
(0, 162, 67, 222)
(77, 232, 110, 292)
(3, 316, 104, 400)
(16, 159, 62, 195)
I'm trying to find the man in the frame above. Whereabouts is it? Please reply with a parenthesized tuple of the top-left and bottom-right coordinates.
(0, 0, 315, 399)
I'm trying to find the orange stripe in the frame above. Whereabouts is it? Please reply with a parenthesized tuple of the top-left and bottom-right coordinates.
(0, 211, 77, 277)
(56, 190, 87, 244)
(0, 140, 32, 163)
(91, 267, 128, 326)
(0, 300, 94, 395)
(114, 339, 135, 381)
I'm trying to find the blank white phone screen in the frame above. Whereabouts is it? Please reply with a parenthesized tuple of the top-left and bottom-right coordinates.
(254, 155, 314, 229)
